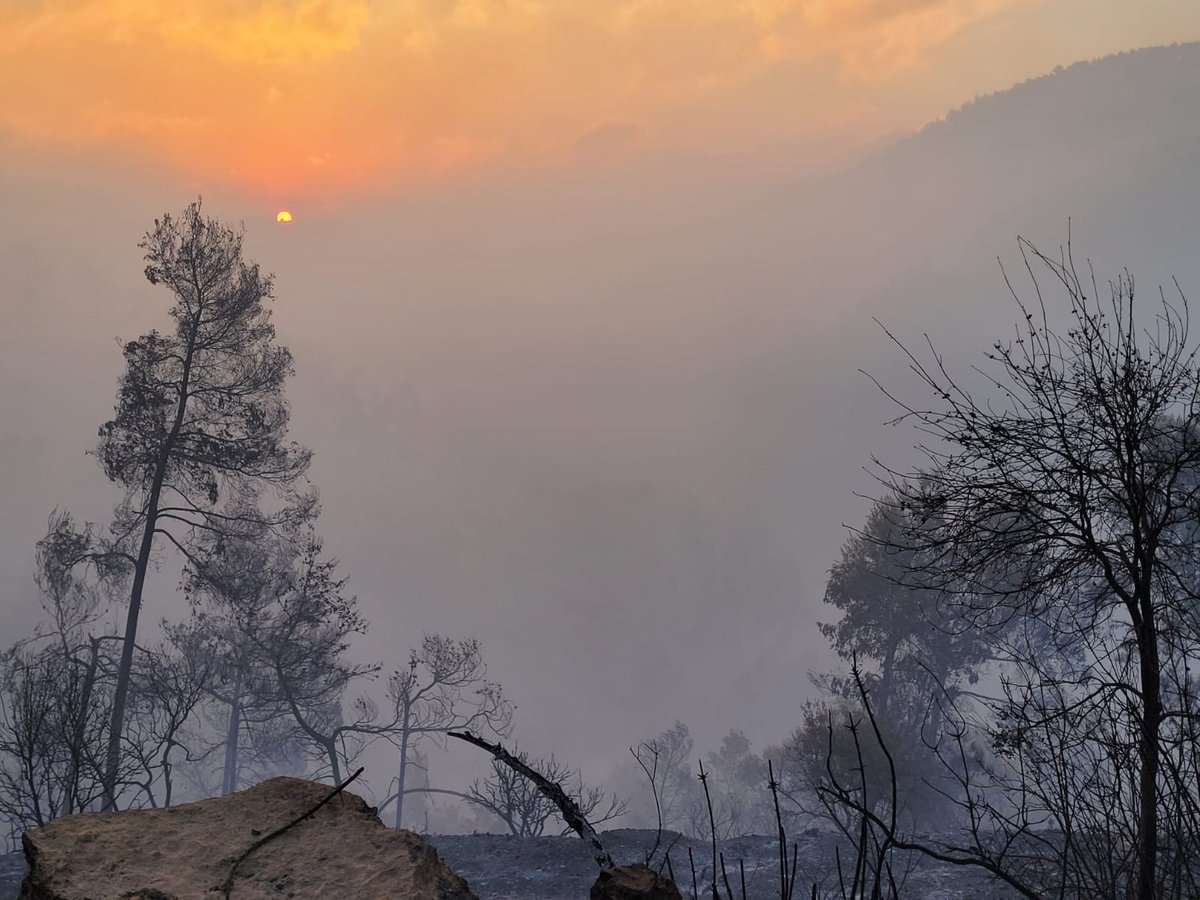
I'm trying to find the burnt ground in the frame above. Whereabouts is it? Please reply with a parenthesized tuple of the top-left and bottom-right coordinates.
(428, 828, 1018, 900)
(0, 828, 1017, 899)
(0, 852, 22, 900)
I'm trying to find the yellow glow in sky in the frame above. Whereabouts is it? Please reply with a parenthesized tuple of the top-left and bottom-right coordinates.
(2, 1, 1199, 198)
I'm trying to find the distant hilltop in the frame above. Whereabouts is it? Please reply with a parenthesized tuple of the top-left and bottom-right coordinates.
(924, 41, 1200, 137)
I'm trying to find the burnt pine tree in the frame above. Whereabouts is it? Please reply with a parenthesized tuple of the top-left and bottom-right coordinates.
(180, 514, 294, 795)
(383, 636, 511, 829)
(250, 533, 374, 783)
(92, 202, 312, 808)
(872, 239, 1200, 899)
(181, 515, 369, 791)
(815, 493, 997, 829)
(823, 496, 992, 725)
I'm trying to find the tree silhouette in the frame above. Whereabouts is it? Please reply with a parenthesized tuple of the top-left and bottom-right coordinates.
(866, 238, 1200, 898)
(56, 201, 313, 808)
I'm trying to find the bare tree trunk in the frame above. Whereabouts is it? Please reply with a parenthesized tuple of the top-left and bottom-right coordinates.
(1136, 599, 1162, 900)
(394, 712, 411, 829)
(161, 738, 176, 807)
(102, 497, 159, 810)
(63, 637, 100, 816)
(222, 672, 244, 795)
(878, 636, 899, 721)
(326, 739, 342, 784)
(101, 329, 198, 810)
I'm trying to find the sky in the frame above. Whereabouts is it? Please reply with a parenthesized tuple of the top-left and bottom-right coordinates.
(4, 1, 1200, 819)
(3, 0, 1200, 201)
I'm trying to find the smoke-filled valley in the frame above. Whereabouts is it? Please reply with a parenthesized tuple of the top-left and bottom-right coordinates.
(4, 27, 1200, 900)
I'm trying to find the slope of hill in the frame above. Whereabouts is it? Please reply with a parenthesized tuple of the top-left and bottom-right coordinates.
(738, 40, 1200, 540)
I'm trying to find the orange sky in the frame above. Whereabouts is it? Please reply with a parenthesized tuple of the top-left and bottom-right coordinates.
(3, 0, 1200, 199)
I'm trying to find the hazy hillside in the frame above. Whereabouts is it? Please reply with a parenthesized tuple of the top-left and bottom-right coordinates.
(782, 41, 1200, 311)
(752, 39, 1200, 544)
(847, 41, 1200, 304)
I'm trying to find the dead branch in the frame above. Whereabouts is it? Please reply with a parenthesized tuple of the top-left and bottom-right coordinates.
(448, 730, 614, 868)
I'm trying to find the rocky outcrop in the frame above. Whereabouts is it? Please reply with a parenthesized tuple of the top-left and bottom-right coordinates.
(19, 777, 476, 900)
(590, 864, 683, 900)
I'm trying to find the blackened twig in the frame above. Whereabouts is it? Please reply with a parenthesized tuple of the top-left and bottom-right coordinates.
(720, 851, 735, 900)
(699, 759, 720, 899)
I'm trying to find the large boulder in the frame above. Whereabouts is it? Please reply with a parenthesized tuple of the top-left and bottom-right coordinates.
(590, 864, 683, 900)
(19, 777, 476, 900)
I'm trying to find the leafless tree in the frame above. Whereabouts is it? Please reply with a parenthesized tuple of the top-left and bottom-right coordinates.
(0, 520, 120, 827)
(120, 633, 216, 808)
(855, 238, 1200, 898)
(180, 515, 314, 794)
(245, 533, 378, 784)
(187, 525, 512, 809)
(465, 748, 627, 837)
(376, 635, 512, 829)
(813, 662, 911, 900)
(0, 643, 105, 827)
(631, 722, 700, 835)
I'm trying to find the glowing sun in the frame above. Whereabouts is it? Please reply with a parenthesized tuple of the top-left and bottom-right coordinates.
(276, 209, 294, 223)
